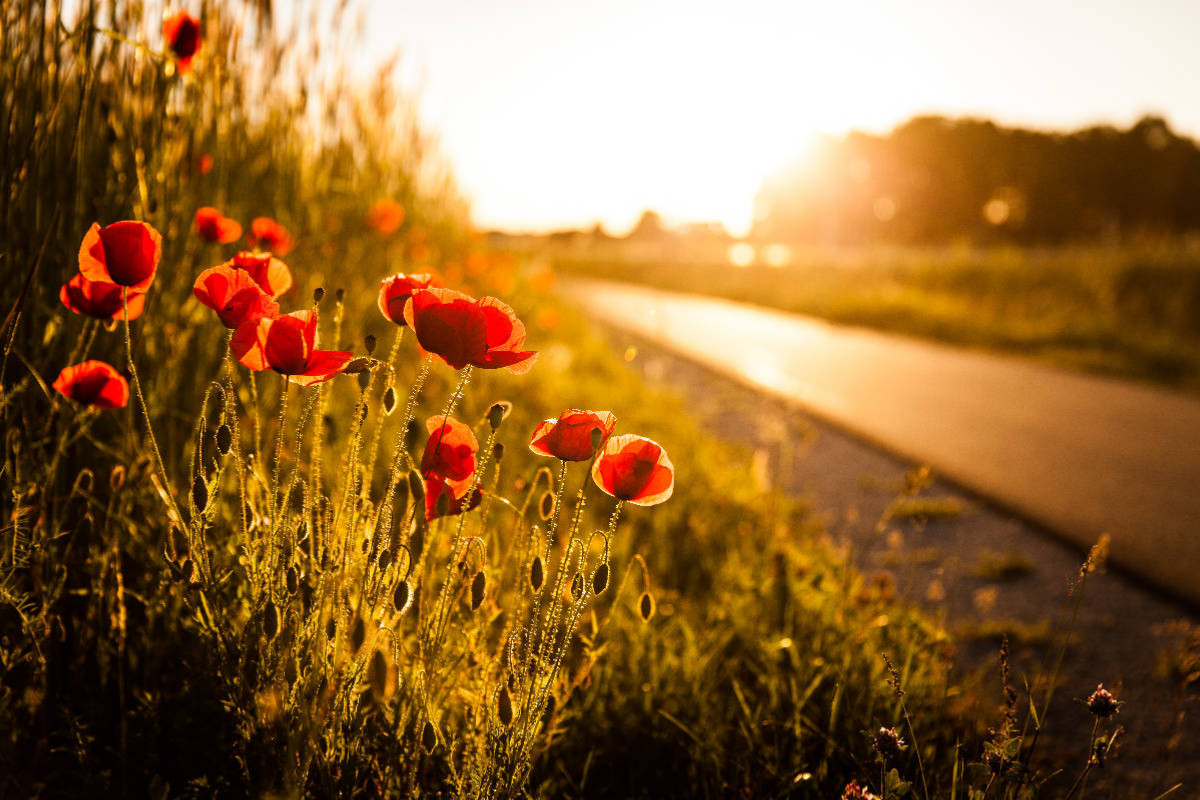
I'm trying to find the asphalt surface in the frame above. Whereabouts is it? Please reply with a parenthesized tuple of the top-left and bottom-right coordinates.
(559, 277, 1200, 605)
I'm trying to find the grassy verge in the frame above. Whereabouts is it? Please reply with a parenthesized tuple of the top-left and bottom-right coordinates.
(543, 243, 1200, 391)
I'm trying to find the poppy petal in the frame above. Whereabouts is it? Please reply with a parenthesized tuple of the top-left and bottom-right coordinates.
(289, 349, 352, 386)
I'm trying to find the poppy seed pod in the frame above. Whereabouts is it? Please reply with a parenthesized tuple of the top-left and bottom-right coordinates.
(492, 442, 505, 462)
(422, 719, 438, 753)
(364, 334, 377, 355)
(570, 572, 584, 602)
(488, 401, 512, 430)
(313, 287, 325, 304)
(350, 615, 367, 653)
(383, 386, 397, 415)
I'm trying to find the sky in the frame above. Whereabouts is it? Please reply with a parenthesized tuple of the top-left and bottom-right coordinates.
(360, 0, 1200, 236)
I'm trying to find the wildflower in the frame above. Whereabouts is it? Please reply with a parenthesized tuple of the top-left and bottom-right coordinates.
(231, 310, 351, 385)
(591, 434, 674, 506)
(377, 272, 438, 325)
(247, 217, 293, 256)
(193, 265, 280, 328)
(163, 11, 202, 73)
(403, 288, 537, 373)
(1086, 684, 1120, 719)
(78, 221, 162, 291)
(841, 781, 879, 800)
(60, 273, 146, 320)
(194, 207, 242, 244)
(366, 198, 405, 234)
(529, 409, 617, 461)
(872, 727, 905, 761)
(420, 415, 481, 521)
(198, 153, 214, 175)
(421, 415, 477, 489)
(52, 361, 129, 409)
(227, 251, 293, 298)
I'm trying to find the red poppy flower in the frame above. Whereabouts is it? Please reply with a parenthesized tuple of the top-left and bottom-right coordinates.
(163, 11, 202, 72)
(198, 153, 214, 175)
(52, 360, 129, 409)
(195, 206, 242, 244)
(78, 221, 162, 291)
(421, 415, 478, 487)
(424, 478, 483, 521)
(591, 434, 674, 506)
(247, 217, 293, 256)
(366, 198, 405, 235)
(193, 265, 280, 328)
(403, 288, 537, 374)
(229, 251, 293, 298)
(231, 310, 351, 386)
(529, 409, 617, 462)
(59, 273, 146, 321)
(377, 272, 438, 325)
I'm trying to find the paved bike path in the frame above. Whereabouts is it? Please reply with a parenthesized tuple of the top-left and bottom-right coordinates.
(560, 277, 1200, 605)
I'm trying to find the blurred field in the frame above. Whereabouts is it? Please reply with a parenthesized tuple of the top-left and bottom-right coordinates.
(541, 239, 1200, 390)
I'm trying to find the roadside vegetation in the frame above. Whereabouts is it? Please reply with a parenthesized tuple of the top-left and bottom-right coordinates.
(547, 241, 1200, 391)
(0, 2, 1184, 798)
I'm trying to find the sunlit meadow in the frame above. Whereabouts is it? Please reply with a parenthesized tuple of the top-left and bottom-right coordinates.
(0, 2, 1176, 799)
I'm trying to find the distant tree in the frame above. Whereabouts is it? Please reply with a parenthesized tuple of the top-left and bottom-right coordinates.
(628, 209, 668, 240)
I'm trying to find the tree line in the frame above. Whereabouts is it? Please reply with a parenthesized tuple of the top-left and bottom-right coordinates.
(753, 115, 1200, 244)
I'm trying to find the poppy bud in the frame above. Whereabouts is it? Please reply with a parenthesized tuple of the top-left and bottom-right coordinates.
(286, 566, 298, 594)
(383, 386, 397, 415)
(216, 423, 233, 455)
(357, 370, 371, 391)
(344, 357, 372, 374)
(393, 580, 413, 614)
(638, 591, 655, 622)
(378, 548, 392, 570)
(325, 617, 336, 640)
(592, 562, 610, 595)
(421, 719, 438, 753)
(435, 489, 450, 519)
(529, 556, 544, 592)
(263, 600, 279, 640)
(570, 572, 584, 602)
(351, 614, 367, 652)
(364, 334, 377, 355)
(192, 474, 208, 512)
(497, 685, 514, 727)
(181, 558, 194, 582)
(538, 490, 555, 521)
(492, 442, 505, 462)
(313, 287, 325, 304)
(487, 401, 511, 430)
(109, 465, 126, 492)
(471, 571, 486, 610)
(335, 288, 345, 303)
